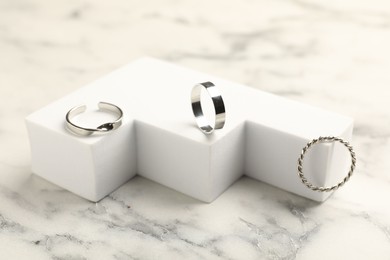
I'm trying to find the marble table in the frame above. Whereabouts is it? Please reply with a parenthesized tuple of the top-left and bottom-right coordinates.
(1, 0, 389, 259)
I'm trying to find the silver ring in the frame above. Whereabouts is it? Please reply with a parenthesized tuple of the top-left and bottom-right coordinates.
(297, 136, 357, 192)
(191, 82, 226, 134)
(65, 102, 123, 136)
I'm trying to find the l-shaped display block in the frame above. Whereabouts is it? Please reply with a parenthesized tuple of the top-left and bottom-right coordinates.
(26, 57, 353, 202)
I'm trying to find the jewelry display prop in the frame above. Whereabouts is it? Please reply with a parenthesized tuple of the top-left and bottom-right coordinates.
(25, 57, 354, 202)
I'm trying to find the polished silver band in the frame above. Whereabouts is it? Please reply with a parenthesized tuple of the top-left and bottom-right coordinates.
(191, 81, 226, 134)
(65, 102, 123, 136)
(297, 136, 357, 192)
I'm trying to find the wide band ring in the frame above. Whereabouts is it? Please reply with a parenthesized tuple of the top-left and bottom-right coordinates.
(297, 136, 357, 192)
(65, 102, 123, 136)
(191, 81, 226, 134)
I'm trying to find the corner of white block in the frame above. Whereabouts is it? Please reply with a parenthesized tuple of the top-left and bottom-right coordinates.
(25, 116, 137, 202)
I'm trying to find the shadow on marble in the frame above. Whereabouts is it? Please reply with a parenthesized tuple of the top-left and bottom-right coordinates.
(9, 169, 323, 211)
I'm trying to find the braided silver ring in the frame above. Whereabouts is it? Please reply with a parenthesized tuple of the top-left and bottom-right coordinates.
(297, 136, 356, 192)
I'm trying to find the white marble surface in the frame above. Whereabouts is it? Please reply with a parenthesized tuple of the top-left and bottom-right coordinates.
(1, 0, 390, 259)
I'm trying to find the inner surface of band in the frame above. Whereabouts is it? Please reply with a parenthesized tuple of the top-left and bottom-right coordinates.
(98, 102, 120, 115)
(68, 105, 87, 119)
(191, 82, 225, 134)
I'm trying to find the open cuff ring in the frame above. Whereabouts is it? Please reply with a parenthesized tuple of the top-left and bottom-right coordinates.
(65, 102, 123, 136)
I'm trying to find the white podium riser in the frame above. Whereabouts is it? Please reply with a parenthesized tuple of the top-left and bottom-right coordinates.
(26, 58, 353, 202)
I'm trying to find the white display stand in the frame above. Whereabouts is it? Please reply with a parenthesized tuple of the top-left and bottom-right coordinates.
(26, 57, 353, 202)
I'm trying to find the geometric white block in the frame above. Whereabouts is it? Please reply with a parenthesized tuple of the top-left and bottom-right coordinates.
(25, 57, 353, 202)
(26, 111, 137, 201)
(136, 121, 245, 202)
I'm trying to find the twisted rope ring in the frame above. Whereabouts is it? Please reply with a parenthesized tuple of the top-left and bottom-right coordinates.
(297, 136, 356, 192)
